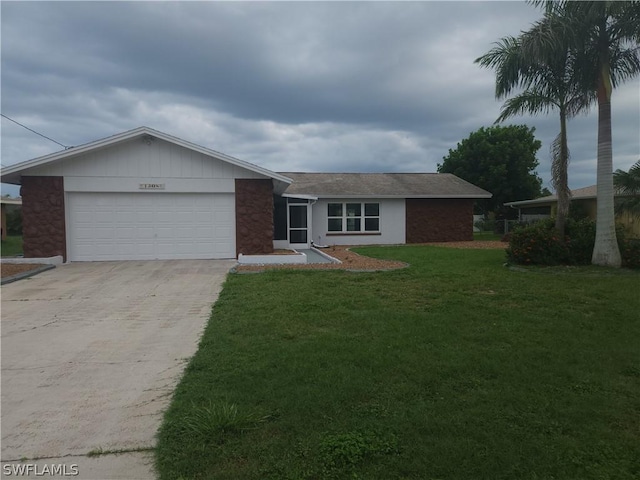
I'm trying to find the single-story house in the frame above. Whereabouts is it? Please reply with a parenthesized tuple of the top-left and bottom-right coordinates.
(0, 127, 491, 262)
(505, 185, 639, 237)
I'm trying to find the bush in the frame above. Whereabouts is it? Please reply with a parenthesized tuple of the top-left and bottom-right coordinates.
(507, 218, 639, 268)
(506, 219, 568, 265)
(620, 238, 640, 269)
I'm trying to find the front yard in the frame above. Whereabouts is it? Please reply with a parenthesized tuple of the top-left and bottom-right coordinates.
(1, 235, 23, 257)
(156, 246, 639, 479)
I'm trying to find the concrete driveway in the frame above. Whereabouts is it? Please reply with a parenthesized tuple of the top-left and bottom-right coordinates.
(1, 260, 234, 479)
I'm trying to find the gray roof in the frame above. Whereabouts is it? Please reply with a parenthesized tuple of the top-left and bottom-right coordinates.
(279, 172, 492, 199)
(504, 184, 634, 207)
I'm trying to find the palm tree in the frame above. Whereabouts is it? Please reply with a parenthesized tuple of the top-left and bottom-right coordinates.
(536, 0, 640, 267)
(614, 160, 640, 218)
(476, 14, 593, 236)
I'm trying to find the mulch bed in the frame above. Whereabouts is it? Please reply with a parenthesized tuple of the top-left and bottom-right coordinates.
(1, 263, 46, 279)
(235, 241, 507, 273)
(420, 240, 507, 250)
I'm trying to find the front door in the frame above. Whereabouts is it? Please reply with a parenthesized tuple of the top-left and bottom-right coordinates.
(288, 202, 309, 249)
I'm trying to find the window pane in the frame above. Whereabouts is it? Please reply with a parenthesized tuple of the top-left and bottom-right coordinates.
(328, 203, 342, 217)
(289, 205, 307, 228)
(365, 203, 379, 216)
(290, 230, 307, 243)
(328, 218, 342, 231)
(347, 218, 361, 231)
(365, 218, 379, 231)
(346, 203, 361, 217)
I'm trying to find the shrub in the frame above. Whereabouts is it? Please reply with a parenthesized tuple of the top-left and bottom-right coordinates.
(620, 238, 640, 269)
(565, 218, 596, 264)
(506, 219, 569, 265)
(507, 218, 639, 269)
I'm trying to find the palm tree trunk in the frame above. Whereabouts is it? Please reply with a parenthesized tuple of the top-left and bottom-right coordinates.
(554, 110, 570, 236)
(591, 52, 621, 267)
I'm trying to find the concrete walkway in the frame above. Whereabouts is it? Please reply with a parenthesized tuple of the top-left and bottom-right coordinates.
(1, 260, 235, 479)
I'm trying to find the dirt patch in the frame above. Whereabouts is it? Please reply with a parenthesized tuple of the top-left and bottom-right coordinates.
(1, 263, 46, 278)
(234, 241, 507, 273)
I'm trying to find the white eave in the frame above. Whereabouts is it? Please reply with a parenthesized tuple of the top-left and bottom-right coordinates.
(0, 126, 292, 187)
(308, 194, 493, 199)
(281, 193, 319, 201)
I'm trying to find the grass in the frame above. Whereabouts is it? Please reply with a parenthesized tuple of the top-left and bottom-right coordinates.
(156, 246, 640, 479)
(1, 235, 23, 256)
(473, 231, 502, 241)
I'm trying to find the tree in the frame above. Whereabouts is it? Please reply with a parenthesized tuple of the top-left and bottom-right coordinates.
(536, 0, 640, 267)
(614, 160, 640, 218)
(475, 13, 594, 237)
(437, 125, 543, 216)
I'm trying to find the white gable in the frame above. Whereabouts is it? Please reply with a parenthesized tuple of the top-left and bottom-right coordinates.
(2, 127, 291, 194)
(25, 136, 264, 179)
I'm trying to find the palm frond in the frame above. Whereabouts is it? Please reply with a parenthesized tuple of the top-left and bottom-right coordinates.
(614, 160, 640, 195)
(475, 36, 529, 98)
(496, 91, 557, 123)
(609, 47, 640, 88)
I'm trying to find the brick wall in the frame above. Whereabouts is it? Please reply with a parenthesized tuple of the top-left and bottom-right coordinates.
(405, 198, 474, 243)
(235, 179, 274, 256)
(20, 176, 67, 260)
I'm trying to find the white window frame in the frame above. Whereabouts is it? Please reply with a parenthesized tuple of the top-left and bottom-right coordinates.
(327, 202, 380, 233)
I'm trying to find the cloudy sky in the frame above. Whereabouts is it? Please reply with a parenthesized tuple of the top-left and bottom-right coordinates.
(1, 1, 638, 197)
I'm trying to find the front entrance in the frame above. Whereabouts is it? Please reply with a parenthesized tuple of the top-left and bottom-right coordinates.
(288, 201, 309, 249)
(273, 196, 311, 249)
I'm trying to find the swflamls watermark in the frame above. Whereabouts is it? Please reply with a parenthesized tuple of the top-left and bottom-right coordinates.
(2, 463, 79, 476)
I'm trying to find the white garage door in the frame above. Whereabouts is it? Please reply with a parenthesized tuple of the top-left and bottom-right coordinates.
(68, 192, 235, 261)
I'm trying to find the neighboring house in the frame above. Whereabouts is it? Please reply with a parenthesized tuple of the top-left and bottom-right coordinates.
(504, 185, 639, 237)
(1, 197, 22, 241)
(0, 127, 491, 262)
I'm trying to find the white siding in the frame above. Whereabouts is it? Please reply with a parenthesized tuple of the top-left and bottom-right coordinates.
(25, 137, 265, 193)
(310, 198, 406, 246)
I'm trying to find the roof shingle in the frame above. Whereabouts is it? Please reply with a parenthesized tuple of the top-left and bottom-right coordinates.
(279, 172, 491, 198)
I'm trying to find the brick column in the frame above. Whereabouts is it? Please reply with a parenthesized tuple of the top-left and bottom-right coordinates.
(235, 179, 274, 256)
(20, 176, 67, 260)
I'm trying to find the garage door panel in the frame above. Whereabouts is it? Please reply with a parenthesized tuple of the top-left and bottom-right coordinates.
(114, 227, 135, 239)
(68, 193, 235, 261)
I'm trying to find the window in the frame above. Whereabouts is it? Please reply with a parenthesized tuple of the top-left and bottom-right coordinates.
(327, 202, 380, 233)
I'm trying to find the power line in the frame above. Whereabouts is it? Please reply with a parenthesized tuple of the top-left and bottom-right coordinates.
(1, 113, 71, 149)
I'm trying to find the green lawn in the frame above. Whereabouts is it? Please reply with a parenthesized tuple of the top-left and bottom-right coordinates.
(1, 235, 23, 257)
(156, 246, 640, 480)
(473, 231, 502, 241)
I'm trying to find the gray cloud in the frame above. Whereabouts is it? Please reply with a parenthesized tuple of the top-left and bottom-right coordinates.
(2, 1, 638, 198)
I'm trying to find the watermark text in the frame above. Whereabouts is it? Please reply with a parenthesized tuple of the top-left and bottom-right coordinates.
(3, 463, 79, 476)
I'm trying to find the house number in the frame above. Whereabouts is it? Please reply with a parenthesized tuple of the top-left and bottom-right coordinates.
(139, 183, 165, 190)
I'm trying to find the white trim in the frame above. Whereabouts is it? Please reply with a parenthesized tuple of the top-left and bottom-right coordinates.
(238, 251, 306, 265)
(282, 193, 319, 200)
(64, 191, 71, 261)
(1, 256, 63, 265)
